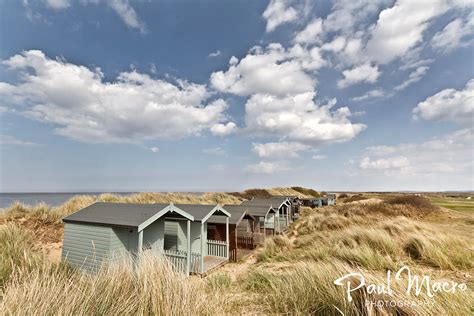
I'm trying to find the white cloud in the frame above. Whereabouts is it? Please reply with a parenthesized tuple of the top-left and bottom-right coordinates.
(365, 0, 449, 64)
(352, 89, 386, 101)
(323, 0, 388, 35)
(210, 122, 236, 136)
(262, 0, 298, 33)
(0, 135, 39, 146)
(0, 50, 231, 143)
(252, 141, 309, 159)
(208, 50, 221, 58)
(148, 146, 160, 153)
(108, 0, 146, 33)
(210, 44, 319, 97)
(312, 154, 327, 160)
(44, 0, 71, 9)
(394, 66, 430, 91)
(246, 161, 289, 174)
(431, 13, 474, 53)
(360, 156, 410, 170)
(360, 128, 473, 175)
(245, 92, 366, 144)
(338, 63, 381, 88)
(321, 36, 346, 52)
(293, 18, 323, 45)
(413, 79, 474, 125)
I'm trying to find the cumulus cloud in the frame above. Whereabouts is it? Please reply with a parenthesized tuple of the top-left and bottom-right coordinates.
(323, 0, 387, 35)
(245, 93, 366, 144)
(360, 128, 473, 175)
(0, 135, 39, 146)
(246, 161, 289, 174)
(394, 66, 430, 91)
(210, 122, 237, 136)
(262, 0, 298, 33)
(0, 50, 232, 143)
(431, 13, 474, 53)
(413, 79, 474, 125)
(338, 63, 381, 88)
(252, 142, 309, 159)
(293, 18, 323, 45)
(210, 44, 320, 97)
(148, 146, 160, 153)
(365, 0, 449, 64)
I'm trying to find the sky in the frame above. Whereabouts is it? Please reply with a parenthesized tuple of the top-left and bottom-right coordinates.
(0, 0, 472, 192)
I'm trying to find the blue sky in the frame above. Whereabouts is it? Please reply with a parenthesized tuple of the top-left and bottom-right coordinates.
(0, 0, 472, 192)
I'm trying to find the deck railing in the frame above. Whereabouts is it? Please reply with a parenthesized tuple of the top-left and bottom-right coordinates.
(207, 239, 227, 258)
(237, 236, 255, 249)
(163, 249, 201, 273)
(278, 216, 288, 229)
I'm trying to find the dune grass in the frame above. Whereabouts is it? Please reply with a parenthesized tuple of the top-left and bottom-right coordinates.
(1, 254, 223, 315)
(0, 191, 472, 314)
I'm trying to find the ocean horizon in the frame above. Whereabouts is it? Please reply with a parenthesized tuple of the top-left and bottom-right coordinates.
(0, 191, 205, 209)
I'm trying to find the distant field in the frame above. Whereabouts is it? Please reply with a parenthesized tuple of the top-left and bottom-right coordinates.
(428, 195, 474, 215)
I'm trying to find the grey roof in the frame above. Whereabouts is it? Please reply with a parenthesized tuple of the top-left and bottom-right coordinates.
(246, 205, 275, 217)
(272, 195, 297, 200)
(173, 204, 229, 222)
(63, 202, 169, 227)
(208, 205, 252, 225)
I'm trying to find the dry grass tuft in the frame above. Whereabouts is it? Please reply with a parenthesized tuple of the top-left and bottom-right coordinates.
(228, 188, 274, 200)
(288, 186, 321, 197)
(387, 195, 438, 211)
(1, 254, 224, 315)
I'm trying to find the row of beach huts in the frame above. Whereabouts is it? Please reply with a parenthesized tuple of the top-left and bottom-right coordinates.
(61, 194, 336, 275)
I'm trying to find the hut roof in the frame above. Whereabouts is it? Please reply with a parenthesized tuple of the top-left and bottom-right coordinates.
(241, 197, 289, 208)
(207, 205, 253, 225)
(63, 202, 171, 228)
(173, 204, 230, 222)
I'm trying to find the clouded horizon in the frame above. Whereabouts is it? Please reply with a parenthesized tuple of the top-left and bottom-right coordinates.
(0, 0, 473, 192)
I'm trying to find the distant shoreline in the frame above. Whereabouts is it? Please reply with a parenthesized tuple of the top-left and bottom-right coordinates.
(0, 192, 203, 209)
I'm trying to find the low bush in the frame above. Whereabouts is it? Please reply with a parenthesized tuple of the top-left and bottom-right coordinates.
(387, 195, 437, 211)
(291, 186, 321, 197)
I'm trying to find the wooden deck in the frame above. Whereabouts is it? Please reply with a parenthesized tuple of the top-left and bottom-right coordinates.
(203, 255, 227, 272)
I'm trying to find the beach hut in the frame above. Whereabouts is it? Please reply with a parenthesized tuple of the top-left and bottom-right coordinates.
(165, 204, 231, 273)
(271, 195, 300, 219)
(61, 202, 230, 275)
(241, 197, 291, 234)
(207, 204, 256, 261)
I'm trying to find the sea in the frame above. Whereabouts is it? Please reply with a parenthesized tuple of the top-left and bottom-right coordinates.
(0, 191, 205, 210)
(0, 192, 136, 210)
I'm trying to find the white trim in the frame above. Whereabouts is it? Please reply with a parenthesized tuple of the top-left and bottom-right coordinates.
(186, 220, 191, 276)
(200, 222, 205, 273)
(138, 204, 194, 232)
(225, 217, 229, 259)
(138, 230, 143, 254)
(201, 204, 231, 223)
